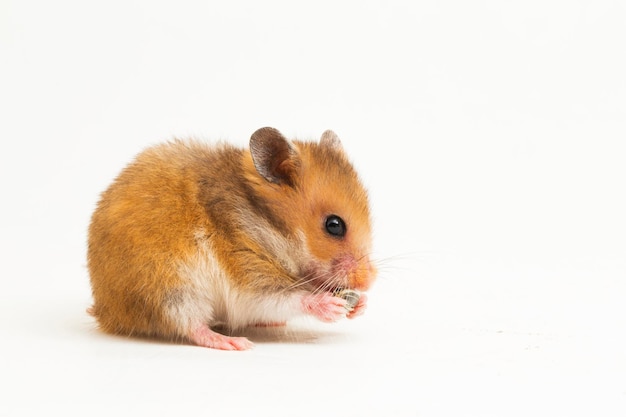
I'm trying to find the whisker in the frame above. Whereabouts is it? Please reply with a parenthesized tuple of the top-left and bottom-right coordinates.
(376, 251, 438, 263)
(279, 249, 430, 297)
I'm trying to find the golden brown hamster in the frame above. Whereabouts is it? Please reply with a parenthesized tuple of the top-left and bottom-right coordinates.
(87, 127, 376, 350)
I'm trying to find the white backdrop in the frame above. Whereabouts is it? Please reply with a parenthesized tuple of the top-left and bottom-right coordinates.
(2, 1, 625, 416)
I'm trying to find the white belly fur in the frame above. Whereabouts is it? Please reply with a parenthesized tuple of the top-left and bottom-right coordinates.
(167, 232, 304, 336)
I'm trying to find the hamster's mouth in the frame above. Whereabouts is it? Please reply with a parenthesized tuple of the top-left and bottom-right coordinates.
(300, 257, 373, 293)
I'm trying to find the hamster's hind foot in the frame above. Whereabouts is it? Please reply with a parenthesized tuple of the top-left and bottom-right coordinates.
(190, 325, 254, 351)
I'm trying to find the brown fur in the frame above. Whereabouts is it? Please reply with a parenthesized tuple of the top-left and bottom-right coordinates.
(87, 128, 375, 341)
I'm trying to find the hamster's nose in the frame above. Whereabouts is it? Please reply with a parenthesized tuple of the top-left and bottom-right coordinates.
(349, 255, 376, 291)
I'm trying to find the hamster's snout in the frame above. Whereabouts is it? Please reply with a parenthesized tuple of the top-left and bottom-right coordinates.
(333, 254, 376, 291)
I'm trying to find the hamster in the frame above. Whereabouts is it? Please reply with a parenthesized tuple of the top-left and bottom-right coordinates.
(87, 127, 376, 350)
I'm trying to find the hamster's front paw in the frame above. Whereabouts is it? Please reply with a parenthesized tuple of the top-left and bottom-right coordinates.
(301, 292, 347, 322)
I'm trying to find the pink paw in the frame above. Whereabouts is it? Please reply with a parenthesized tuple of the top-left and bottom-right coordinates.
(190, 325, 254, 351)
(301, 292, 348, 322)
(346, 293, 368, 319)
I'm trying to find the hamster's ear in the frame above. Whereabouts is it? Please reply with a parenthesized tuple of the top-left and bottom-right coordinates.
(320, 129, 343, 150)
(250, 127, 300, 185)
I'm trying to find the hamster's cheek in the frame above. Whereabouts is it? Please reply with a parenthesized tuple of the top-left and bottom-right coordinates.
(299, 259, 335, 290)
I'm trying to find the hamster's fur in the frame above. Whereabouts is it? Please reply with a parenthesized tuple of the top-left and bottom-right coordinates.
(87, 127, 376, 350)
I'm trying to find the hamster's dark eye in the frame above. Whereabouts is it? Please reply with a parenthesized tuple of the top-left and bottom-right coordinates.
(325, 215, 346, 238)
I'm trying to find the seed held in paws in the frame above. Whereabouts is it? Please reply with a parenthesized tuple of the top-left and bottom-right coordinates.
(333, 288, 361, 312)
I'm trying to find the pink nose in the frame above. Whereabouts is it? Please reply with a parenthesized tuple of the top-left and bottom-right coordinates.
(347, 255, 376, 291)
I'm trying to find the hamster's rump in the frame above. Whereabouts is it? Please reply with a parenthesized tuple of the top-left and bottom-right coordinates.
(88, 141, 232, 338)
(87, 127, 376, 350)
